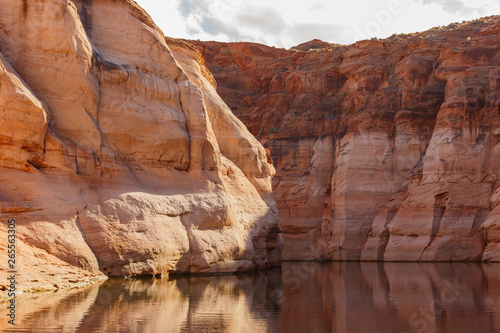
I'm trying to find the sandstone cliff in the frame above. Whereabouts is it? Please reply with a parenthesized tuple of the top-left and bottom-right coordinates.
(191, 16, 500, 261)
(0, 0, 280, 291)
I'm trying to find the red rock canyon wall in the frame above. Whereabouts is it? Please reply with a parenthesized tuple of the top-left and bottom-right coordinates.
(191, 17, 500, 262)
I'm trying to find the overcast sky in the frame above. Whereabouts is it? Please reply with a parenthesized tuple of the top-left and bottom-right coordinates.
(135, 0, 500, 48)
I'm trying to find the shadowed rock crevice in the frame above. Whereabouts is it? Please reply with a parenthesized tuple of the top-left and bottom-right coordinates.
(78, 0, 93, 36)
(432, 192, 449, 240)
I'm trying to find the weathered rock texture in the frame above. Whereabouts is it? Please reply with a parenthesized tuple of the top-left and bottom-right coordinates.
(191, 16, 500, 261)
(0, 0, 280, 291)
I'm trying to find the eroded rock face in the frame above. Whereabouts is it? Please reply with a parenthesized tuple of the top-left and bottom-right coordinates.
(191, 17, 500, 261)
(0, 0, 280, 290)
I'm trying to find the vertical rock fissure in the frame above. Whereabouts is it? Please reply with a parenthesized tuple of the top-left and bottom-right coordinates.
(177, 214, 192, 272)
(432, 193, 449, 240)
(419, 192, 449, 259)
(75, 211, 102, 271)
(175, 75, 192, 171)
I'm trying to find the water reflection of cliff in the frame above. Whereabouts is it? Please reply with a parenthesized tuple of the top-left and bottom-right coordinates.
(2, 263, 500, 332)
(279, 262, 500, 333)
(1, 270, 282, 332)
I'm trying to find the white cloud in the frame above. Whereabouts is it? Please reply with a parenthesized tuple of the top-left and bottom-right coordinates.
(420, 0, 488, 15)
(135, 0, 500, 48)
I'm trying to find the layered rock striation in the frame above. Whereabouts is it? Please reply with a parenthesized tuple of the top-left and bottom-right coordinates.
(0, 0, 280, 291)
(191, 17, 500, 261)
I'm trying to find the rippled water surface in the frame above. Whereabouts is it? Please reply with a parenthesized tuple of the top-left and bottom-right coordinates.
(2, 262, 500, 332)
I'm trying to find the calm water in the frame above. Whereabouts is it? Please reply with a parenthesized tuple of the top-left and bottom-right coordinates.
(2, 262, 500, 333)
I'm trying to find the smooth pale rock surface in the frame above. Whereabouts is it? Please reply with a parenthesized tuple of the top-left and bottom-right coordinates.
(192, 16, 500, 261)
(0, 0, 280, 291)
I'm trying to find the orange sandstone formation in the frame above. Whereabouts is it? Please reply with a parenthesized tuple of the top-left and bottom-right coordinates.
(191, 17, 500, 262)
(0, 0, 280, 291)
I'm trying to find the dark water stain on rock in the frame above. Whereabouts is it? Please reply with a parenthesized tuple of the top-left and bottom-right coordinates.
(22, 0, 28, 19)
(79, 0, 93, 37)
